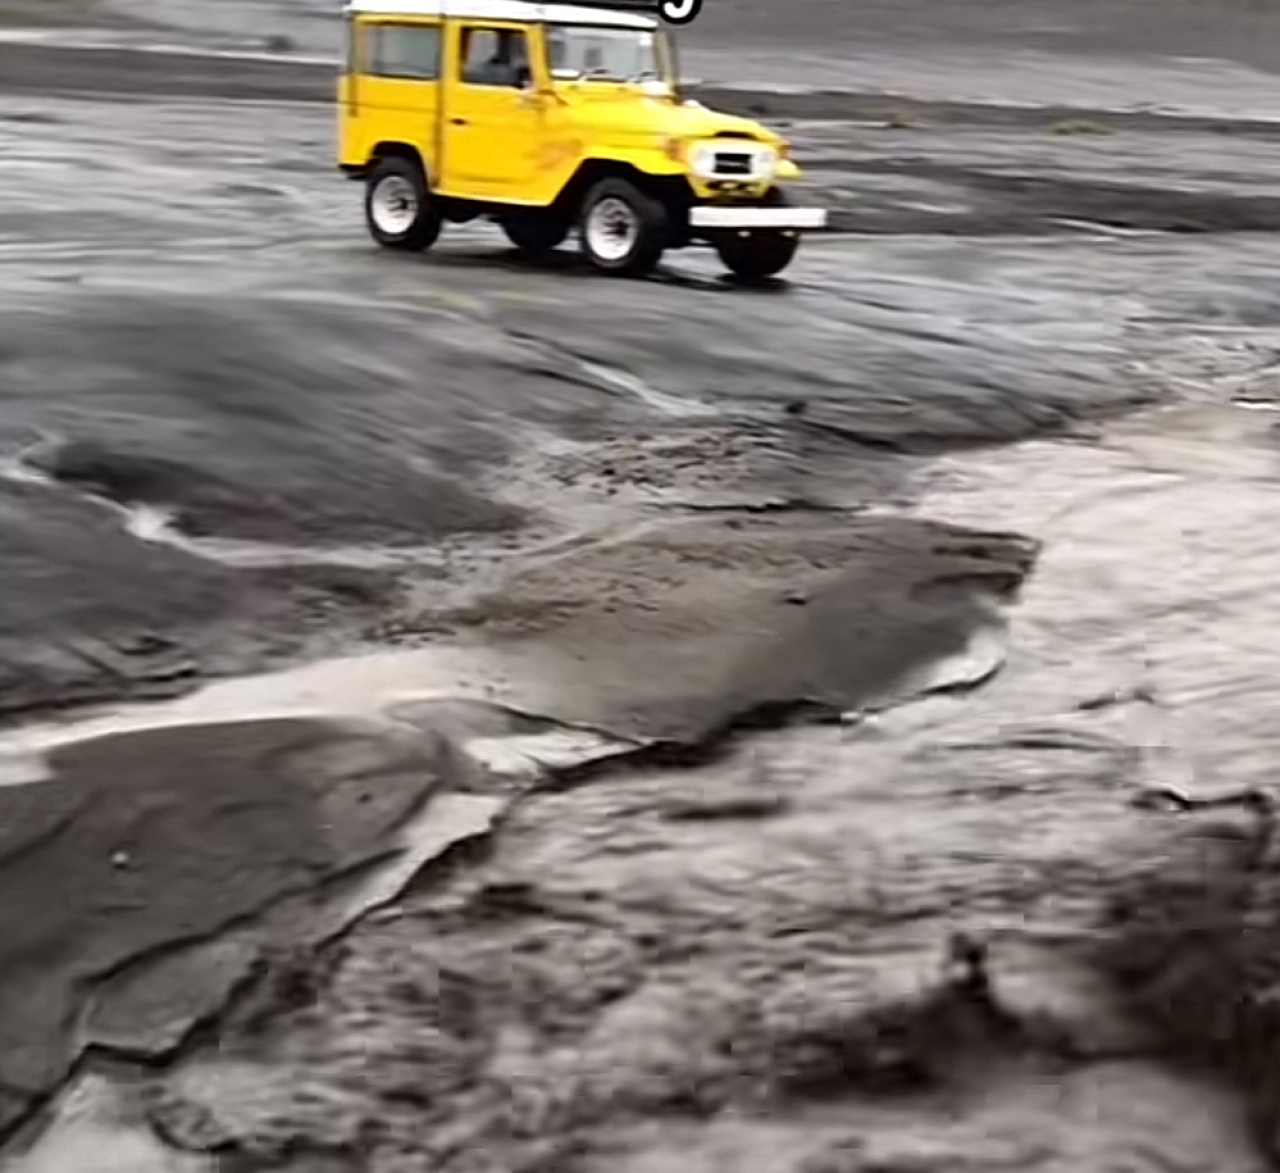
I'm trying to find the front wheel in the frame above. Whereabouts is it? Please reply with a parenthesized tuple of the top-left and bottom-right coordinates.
(714, 230, 799, 280)
(365, 157, 442, 251)
(579, 179, 668, 276)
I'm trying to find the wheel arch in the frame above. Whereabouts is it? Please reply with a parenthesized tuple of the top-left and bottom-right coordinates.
(363, 141, 429, 183)
(551, 160, 692, 223)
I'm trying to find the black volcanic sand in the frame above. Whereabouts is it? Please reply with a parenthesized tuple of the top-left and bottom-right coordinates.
(17, 0, 1280, 75)
(0, 717, 453, 1135)
(0, 474, 404, 720)
(689, 0, 1280, 73)
(0, 513, 1033, 1142)
(0, 86, 1216, 720)
(4, 29, 1280, 1173)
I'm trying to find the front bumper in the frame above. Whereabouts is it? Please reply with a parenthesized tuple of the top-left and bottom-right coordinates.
(689, 206, 828, 230)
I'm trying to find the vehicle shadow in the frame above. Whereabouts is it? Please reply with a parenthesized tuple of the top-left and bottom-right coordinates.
(419, 245, 796, 294)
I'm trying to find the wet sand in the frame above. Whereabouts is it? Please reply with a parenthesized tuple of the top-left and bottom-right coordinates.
(0, 719, 442, 1124)
(14, 0, 1280, 120)
(4, 9, 1280, 1173)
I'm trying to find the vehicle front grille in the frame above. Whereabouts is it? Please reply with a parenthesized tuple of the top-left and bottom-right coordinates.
(712, 151, 753, 176)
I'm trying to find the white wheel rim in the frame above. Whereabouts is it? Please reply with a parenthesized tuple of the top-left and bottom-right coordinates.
(371, 174, 418, 236)
(585, 196, 638, 263)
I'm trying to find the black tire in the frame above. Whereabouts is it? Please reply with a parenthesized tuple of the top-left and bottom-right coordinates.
(364, 156, 442, 251)
(715, 230, 799, 280)
(499, 212, 571, 258)
(578, 178, 668, 276)
(711, 186, 801, 280)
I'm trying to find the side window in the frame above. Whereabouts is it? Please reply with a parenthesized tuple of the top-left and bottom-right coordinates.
(365, 23, 440, 80)
(460, 27, 531, 88)
(343, 16, 357, 74)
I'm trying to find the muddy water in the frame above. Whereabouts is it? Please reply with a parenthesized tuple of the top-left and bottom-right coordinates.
(4, 398, 1279, 1172)
(238, 402, 1278, 1173)
(916, 403, 1280, 803)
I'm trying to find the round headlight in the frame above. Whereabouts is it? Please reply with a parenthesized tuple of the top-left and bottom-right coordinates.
(691, 146, 716, 175)
(755, 147, 778, 178)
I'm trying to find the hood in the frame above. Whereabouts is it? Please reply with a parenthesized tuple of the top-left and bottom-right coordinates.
(558, 90, 778, 146)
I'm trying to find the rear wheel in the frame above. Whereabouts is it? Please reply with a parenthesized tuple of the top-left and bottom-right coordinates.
(714, 229, 799, 280)
(500, 212, 571, 259)
(365, 157, 442, 251)
(579, 178, 668, 276)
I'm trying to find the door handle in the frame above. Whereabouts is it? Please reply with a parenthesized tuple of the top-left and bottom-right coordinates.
(450, 117, 468, 125)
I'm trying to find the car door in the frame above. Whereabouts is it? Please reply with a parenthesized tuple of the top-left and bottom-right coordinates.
(440, 23, 544, 200)
(350, 19, 442, 180)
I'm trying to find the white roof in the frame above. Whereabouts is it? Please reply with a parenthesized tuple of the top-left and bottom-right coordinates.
(343, 0, 657, 28)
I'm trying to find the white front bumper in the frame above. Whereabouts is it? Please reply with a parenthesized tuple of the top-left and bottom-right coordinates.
(689, 206, 828, 230)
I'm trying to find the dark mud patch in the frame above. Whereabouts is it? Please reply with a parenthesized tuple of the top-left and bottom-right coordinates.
(836, 159, 1280, 235)
(0, 111, 65, 126)
(0, 277, 596, 715)
(0, 43, 332, 103)
(709, 87, 1280, 138)
(0, 716, 463, 1139)
(482, 273, 1153, 455)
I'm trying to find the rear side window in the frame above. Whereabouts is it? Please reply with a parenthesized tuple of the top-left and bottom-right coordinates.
(365, 23, 441, 80)
(343, 16, 356, 73)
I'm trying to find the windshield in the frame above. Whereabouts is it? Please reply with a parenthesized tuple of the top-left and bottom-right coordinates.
(544, 25, 668, 83)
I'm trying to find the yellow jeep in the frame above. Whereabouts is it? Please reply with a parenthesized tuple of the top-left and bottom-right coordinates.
(337, 0, 828, 278)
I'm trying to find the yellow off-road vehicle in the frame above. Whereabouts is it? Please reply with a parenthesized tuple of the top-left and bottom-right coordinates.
(337, 0, 827, 277)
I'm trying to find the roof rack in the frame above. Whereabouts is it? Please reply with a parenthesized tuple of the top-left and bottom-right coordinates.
(571, 0, 659, 10)
(343, 0, 665, 25)
(569, 0, 702, 23)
